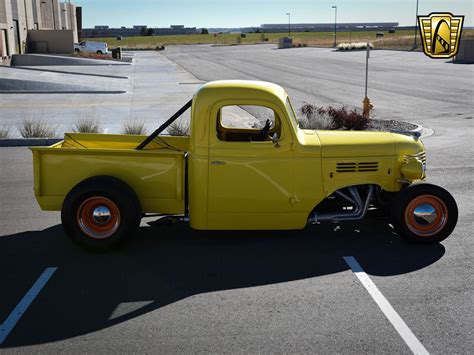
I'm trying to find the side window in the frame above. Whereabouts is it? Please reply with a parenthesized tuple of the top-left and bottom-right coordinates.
(217, 105, 280, 142)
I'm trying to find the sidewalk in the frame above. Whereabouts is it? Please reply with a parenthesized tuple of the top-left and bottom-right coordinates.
(0, 52, 202, 138)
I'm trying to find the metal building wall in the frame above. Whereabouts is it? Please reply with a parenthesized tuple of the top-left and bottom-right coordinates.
(39, 0, 53, 29)
(10, 0, 33, 54)
(0, 0, 16, 61)
(52, 0, 61, 29)
(0, 0, 78, 62)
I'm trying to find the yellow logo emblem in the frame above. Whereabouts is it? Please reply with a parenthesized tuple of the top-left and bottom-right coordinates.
(418, 12, 464, 59)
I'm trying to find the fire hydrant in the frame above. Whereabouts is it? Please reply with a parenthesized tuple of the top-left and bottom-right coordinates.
(363, 96, 373, 119)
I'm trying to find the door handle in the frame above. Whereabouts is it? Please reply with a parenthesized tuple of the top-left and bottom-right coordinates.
(211, 161, 226, 165)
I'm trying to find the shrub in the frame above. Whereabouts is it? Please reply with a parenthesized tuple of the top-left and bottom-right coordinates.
(19, 118, 56, 138)
(0, 124, 11, 138)
(71, 117, 103, 134)
(121, 119, 147, 135)
(326, 106, 369, 130)
(299, 103, 369, 130)
(337, 42, 373, 51)
(167, 119, 189, 136)
(299, 103, 334, 130)
(201, 28, 209, 35)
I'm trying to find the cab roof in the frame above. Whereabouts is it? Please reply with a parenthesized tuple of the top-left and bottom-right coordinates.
(195, 80, 288, 104)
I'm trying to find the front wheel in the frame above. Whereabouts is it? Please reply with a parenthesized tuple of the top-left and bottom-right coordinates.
(61, 177, 141, 252)
(391, 183, 458, 243)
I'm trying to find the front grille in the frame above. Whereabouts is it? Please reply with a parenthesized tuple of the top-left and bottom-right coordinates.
(336, 162, 379, 173)
(405, 151, 426, 164)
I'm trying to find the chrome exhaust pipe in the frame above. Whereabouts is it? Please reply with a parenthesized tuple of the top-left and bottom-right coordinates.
(309, 185, 374, 224)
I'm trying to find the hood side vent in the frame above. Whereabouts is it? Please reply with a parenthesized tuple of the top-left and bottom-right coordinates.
(336, 162, 379, 173)
(336, 162, 356, 173)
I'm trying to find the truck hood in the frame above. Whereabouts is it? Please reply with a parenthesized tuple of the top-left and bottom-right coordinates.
(315, 130, 396, 158)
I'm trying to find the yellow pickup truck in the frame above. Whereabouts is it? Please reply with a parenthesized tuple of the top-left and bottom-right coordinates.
(31, 80, 457, 251)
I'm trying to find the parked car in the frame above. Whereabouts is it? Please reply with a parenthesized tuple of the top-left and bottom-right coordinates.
(30, 80, 458, 251)
(74, 41, 108, 55)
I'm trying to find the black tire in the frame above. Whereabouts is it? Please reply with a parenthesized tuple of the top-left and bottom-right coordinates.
(61, 176, 141, 252)
(391, 183, 458, 243)
(75, 48, 80, 53)
(96, 50, 103, 54)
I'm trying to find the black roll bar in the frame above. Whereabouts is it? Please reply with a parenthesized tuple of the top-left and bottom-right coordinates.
(135, 99, 193, 150)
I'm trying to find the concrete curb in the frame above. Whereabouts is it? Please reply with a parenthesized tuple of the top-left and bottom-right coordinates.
(407, 122, 434, 138)
(410, 122, 423, 135)
(0, 90, 127, 94)
(11, 54, 131, 67)
(388, 122, 434, 138)
(0, 138, 62, 147)
(7, 66, 129, 79)
(421, 127, 434, 138)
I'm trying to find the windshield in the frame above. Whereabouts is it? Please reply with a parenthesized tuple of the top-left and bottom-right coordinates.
(285, 97, 299, 129)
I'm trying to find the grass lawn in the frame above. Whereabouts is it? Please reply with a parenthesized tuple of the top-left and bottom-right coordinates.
(86, 29, 474, 50)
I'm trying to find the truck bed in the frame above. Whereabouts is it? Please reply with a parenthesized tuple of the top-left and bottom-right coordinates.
(30, 133, 189, 214)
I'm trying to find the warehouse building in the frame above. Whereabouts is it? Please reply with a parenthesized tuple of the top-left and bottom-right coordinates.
(82, 25, 198, 38)
(258, 22, 399, 33)
(0, 0, 80, 64)
(239, 22, 399, 33)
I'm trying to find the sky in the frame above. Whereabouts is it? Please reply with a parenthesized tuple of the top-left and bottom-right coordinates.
(75, 0, 473, 28)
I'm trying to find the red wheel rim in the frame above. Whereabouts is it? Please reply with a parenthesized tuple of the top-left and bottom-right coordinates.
(404, 195, 448, 237)
(77, 197, 121, 239)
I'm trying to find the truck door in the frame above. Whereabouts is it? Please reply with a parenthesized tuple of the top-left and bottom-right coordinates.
(207, 103, 295, 229)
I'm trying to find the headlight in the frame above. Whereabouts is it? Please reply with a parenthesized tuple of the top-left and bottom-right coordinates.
(401, 152, 426, 180)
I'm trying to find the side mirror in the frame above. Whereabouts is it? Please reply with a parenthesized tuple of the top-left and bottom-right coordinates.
(270, 133, 280, 148)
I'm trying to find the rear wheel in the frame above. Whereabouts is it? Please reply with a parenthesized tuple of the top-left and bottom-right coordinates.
(391, 183, 457, 243)
(61, 177, 141, 251)
(96, 50, 103, 54)
(74, 48, 80, 53)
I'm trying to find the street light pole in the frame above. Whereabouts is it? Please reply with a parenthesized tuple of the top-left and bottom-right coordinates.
(286, 12, 291, 37)
(413, 0, 419, 49)
(332, 5, 337, 47)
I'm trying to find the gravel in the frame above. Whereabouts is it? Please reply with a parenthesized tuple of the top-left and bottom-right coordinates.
(366, 119, 418, 132)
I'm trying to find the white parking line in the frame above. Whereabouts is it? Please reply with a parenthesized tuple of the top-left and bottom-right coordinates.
(343, 256, 429, 355)
(0, 267, 58, 345)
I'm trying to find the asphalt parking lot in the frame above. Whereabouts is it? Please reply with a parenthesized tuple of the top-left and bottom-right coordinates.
(0, 45, 473, 353)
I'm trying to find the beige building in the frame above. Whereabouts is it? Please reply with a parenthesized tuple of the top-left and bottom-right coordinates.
(0, 0, 79, 64)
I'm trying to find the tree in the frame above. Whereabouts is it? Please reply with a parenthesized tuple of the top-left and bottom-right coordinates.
(201, 28, 209, 35)
(140, 27, 147, 36)
(146, 28, 154, 36)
